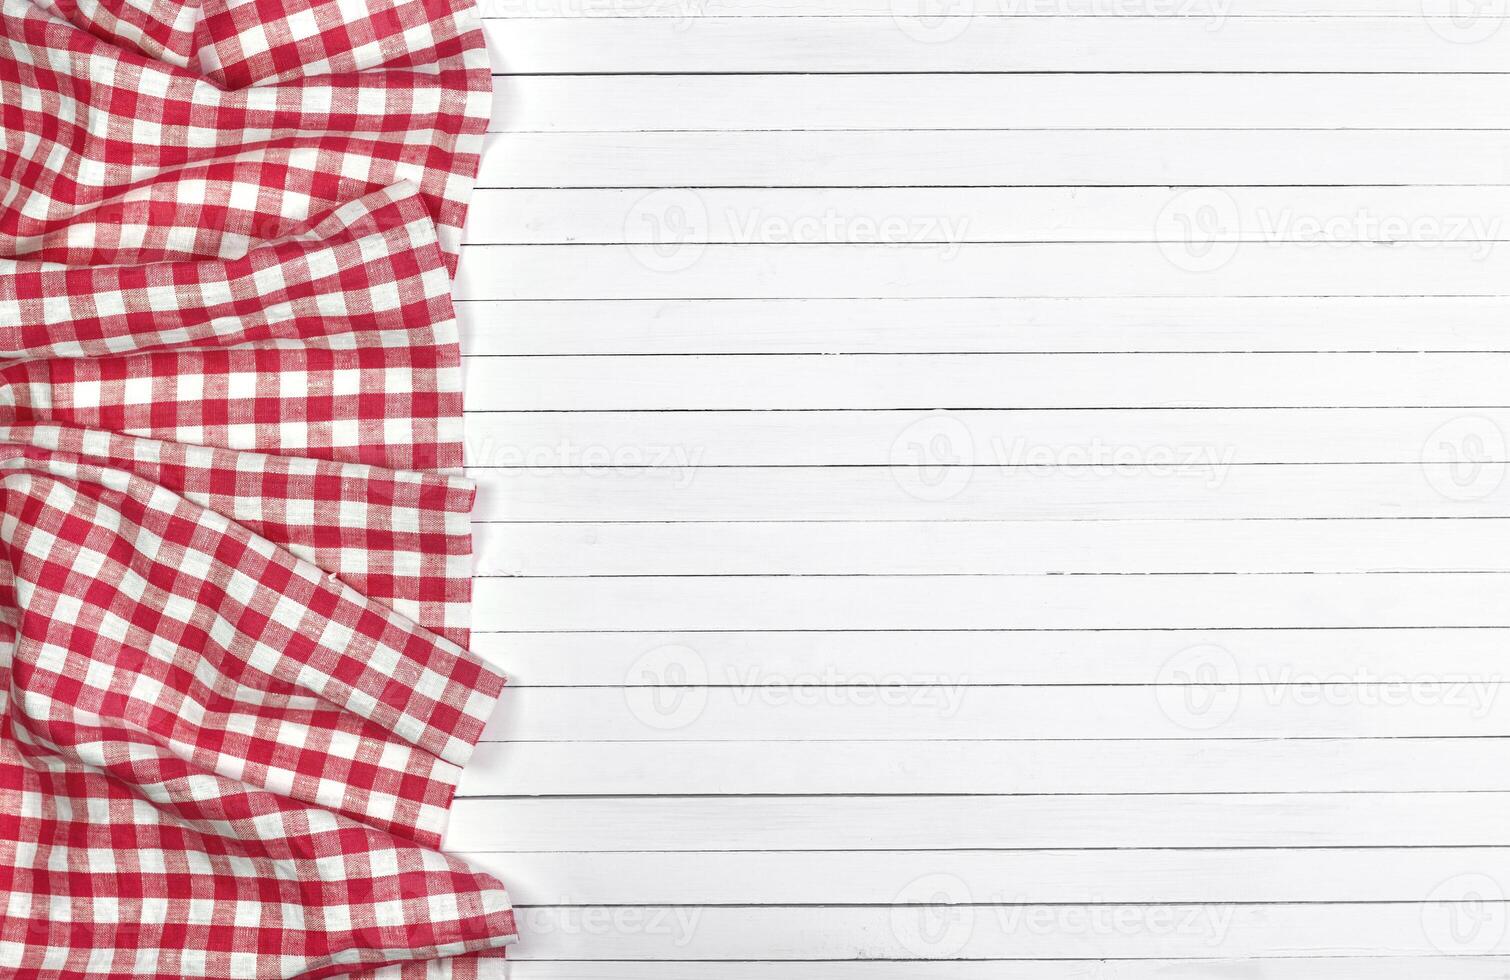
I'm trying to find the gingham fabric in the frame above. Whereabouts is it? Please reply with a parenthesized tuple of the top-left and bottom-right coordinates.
(0, 0, 491, 269)
(0, 0, 516, 975)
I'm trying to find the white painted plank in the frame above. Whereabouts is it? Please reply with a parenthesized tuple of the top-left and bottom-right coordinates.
(491, 75, 1510, 133)
(467, 464, 1510, 522)
(480, 685, 1510, 742)
(462, 5, 1510, 970)
(468, 186, 1510, 246)
(469, 628, 1510, 687)
(480, 0, 1488, 18)
(464, 408, 1510, 467)
(486, 18, 1510, 74)
(459, 738, 1510, 795)
(445, 792, 1510, 850)
(457, 847, 1510, 905)
(476, 131, 1510, 187)
(481, 903, 1510, 959)
(472, 573, 1510, 631)
(454, 243, 1510, 301)
(474, 519, 1510, 575)
(461, 353, 1510, 410)
(501, 961, 1510, 980)
(454, 297, 1510, 355)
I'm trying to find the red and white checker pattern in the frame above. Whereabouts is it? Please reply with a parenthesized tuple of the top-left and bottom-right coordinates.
(0, 185, 468, 475)
(0, 442, 513, 975)
(0, 0, 491, 269)
(1, 184, 477, 643)
(0, 0, 515, 975)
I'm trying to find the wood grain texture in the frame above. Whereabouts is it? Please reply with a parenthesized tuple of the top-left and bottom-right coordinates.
(460, 353, 1510, 409)
(497, 904, 1510, 959)
(490, 74, 1510, 132)
(460, 739, 1510, 795)
(468, 628, 1510, 686)
(463, 847, 1510, 904)
(469, 186, 1510, 245)
(485, 18, 1510, 73)
(465, 407, 1510, 466)
(479, 685, 1510, 742)
(456, 297, 1510, 354)
(457, 5, 1510, 970)
(465, 464, 1510, 522)
(474, 519, 1510, 574)
(447, 793, 1510, 850)
(476, 130, 1510, 186)
(501, 962, 1510, 980)
(480, 0, 1492, 17)
(472, 572, 1510, 631)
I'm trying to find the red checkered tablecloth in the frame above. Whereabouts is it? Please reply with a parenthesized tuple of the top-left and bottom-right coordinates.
(0, 0, 516, 975)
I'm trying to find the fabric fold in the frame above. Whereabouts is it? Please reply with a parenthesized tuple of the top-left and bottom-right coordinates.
(0, 0, 491, 267)
(0, 0, 513, 974)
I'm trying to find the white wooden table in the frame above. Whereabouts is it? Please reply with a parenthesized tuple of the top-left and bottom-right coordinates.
(449, 3, 1510, 974)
